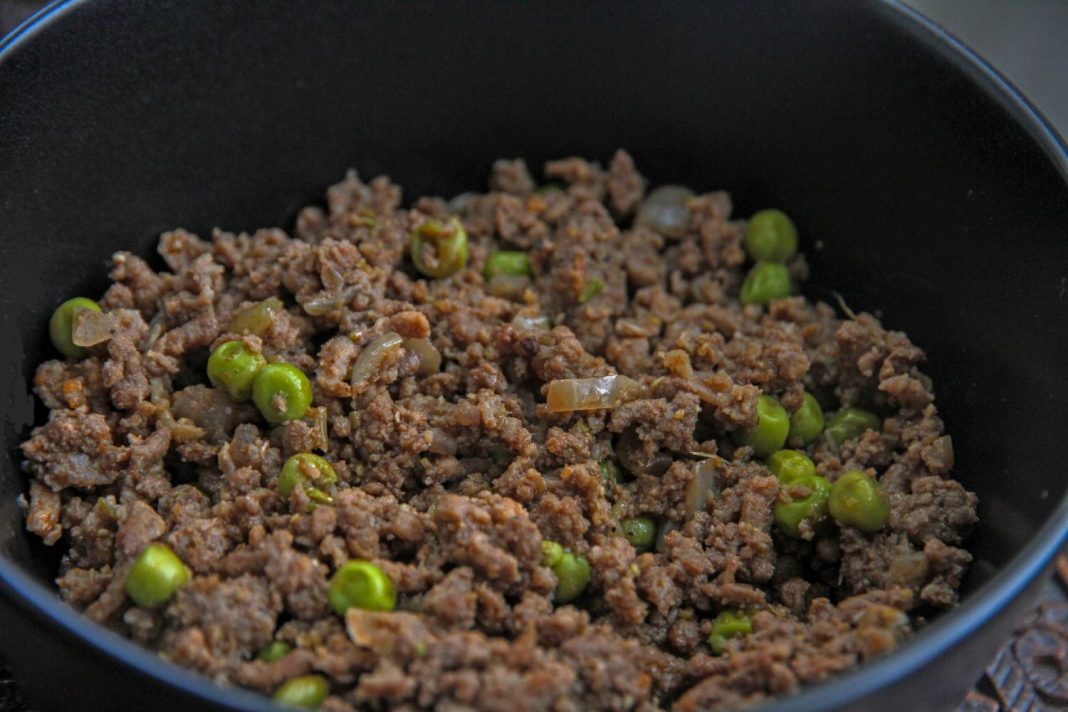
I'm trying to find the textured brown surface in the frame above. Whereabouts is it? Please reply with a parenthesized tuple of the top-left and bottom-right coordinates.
(2, 555, 1066, 710)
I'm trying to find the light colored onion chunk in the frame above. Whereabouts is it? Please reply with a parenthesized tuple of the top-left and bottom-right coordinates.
(545, 374, 645, 413)
(684, 459, 719, 520)
(351, 331, 404, 388)
(403, 338, 441, 376)
(635, 185, 694, 239)
(71, 309, 119, 347)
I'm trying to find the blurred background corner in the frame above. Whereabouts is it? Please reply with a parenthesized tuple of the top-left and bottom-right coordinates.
(903, 0, 1068, 139)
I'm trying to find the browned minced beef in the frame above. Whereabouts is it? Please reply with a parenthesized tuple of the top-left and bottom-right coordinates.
(19, 151, 978, 710)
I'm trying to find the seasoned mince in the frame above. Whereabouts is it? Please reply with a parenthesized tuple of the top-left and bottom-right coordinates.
(19, 152, 978, 710)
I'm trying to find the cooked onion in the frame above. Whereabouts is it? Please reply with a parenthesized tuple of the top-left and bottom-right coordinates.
(229, 297, 283, 335)
(684, 459, 719, 520)
(71, 310, 118, 347)
(545, 375, 645, 413)
(351, 331, 404, 387)
(485, 274, 530, 300)
(655, 520, 678, 555)
(635, 185, 694, 239)
(512, 314, 551, 331)
(302, 285, 360, 316)
(404, 338, 441, 376)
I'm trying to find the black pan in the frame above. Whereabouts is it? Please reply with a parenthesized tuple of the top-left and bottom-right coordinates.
(1, 1, 1066, 710)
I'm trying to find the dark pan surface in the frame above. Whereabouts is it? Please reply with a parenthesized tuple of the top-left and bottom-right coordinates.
(1, 1, 1066, 710)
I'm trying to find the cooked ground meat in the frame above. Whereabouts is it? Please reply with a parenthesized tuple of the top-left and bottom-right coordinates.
(18, 151, 978, 710)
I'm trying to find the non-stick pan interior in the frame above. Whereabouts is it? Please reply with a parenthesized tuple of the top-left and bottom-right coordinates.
(1, 0, 1067, 709)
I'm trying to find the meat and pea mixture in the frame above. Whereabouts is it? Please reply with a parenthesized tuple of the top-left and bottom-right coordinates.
(20, 152, 978, 710)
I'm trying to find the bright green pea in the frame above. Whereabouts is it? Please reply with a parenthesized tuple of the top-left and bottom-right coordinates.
(708, 610, 753, 655)
(124, 543, 191, 609)
(257, 640, 292, 662)
(49, 297, 102, 359)
(279, 453, 338, 507)
(621, 517, 657, 553)
(484, 251, 532, 279)
(766, 450, 816, 484)
(229, 296, 284, 336)
(599, 460, 623, 485)
(789, 392, 825, 447)
(541, 540, 564, 568)
(829, 470, 891, 533)
(739, 262, 791, 306)
(252, 363, 313, 424)
(551, 551, 591, 604)
(825, 407, 882, 450)
(328, 560, 396, 615)
(207, 340, 267, 402)
(774, 474, 832, 540)
(411, 218, 469, 278)
(734, 395, 790, 458)
(273, 674, 329, 710)
(744, 209, 798, 262)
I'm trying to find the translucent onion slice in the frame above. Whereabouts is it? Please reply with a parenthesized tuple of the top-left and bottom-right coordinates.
(545, 375, 645, 413)
(684, 459, 719, 521)
(512, 314, 551, 331)
(71, 309, 118, 347)
(303, 285, 360, 316)
(635, 185, 694, 239)
(403, 338, 441, 376)
(351, 331, 404, 388)
(485, 274, 530, 300)
(229, 297, 283, 334)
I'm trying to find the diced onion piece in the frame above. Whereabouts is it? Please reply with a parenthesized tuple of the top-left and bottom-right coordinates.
(485, 274, 530, 300)
(303, 285, 359, 316)
(404, 338, 441, 376)
(351, 332, 404, 387)
(655, 520, 678, 555)
(545, 375, 645, 413)
(931, 435, 954, 470)
(512, 314, 551, 331)
(684, 459, 719, 521)
(636, 185, 694, 239)
(71, 309, 118, 347)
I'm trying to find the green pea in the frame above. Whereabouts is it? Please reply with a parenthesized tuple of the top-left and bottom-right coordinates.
(829, 470, 891, 533)
(252, 363, 313, 424)
(578, 277, 604, 303)
(552, 551, 591, 604)
(229, 296, 284, 336)
(599, 460, 623, 485)
(774, 474, 832, 539)
(541, 540, 564, 568)
(734, 395, 790, 458)
(484, 251, 532, 279)
(257, 640, 292, 662)
(124, 543, 192, 609)
(708, 610, 753, 655)
(744, 209, 798, 262)
(411, 217, 469, 278)
(328, 560, 396, 615)
(788, 392, 825, 447)
(273, 674, 329, 710)
(621, 517, 657, 553)
(766, 449, 816, 484)
(279, 453, 338, 507)
(49, 297, 102, 359)
(825, 407, 881, 450)
(207, 340, 267, 402)
(739, 262, 791, 306)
